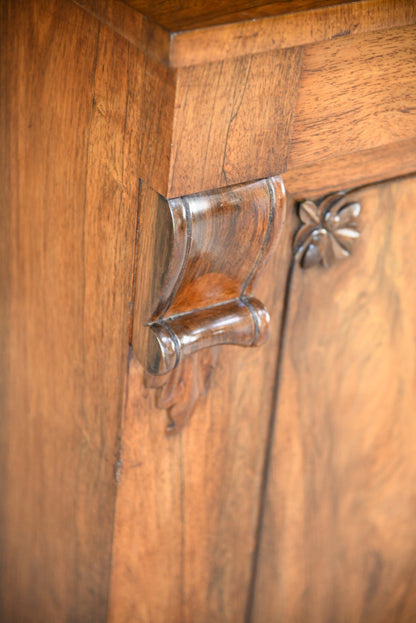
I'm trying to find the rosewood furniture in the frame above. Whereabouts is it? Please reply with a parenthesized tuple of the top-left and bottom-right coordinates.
(1, 1, 416, 621)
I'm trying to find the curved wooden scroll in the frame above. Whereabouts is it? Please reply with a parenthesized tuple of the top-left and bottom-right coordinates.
(132, 176, 286, 432)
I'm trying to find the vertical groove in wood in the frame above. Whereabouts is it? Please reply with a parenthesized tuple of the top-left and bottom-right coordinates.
(245, 257, 296, 623)
(127, 179, 143, 345)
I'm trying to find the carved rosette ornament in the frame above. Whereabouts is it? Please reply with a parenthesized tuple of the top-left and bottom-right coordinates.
(133, 177, 286, 433)
(294, 192, 361, 268)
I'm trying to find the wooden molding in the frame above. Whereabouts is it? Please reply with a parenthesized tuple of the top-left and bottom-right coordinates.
(73, 0, 416, 68)
(294, 192, 361, 269)
(132, 176, 286, 432)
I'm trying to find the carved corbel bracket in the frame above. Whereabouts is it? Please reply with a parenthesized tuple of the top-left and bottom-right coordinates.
(132, 176, 286, 433)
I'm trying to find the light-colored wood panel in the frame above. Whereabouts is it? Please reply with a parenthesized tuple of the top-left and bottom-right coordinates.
(0, 1, 142, 619)
(252, 176, 416, 622)
(108, 197, 297, 622)
(62, 3, 177, 199)
(288, 25, 416, 170)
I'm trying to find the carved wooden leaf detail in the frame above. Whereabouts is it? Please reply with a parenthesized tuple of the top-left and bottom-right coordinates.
(144, 347, 218, 435)
(294, 192, 361, 269)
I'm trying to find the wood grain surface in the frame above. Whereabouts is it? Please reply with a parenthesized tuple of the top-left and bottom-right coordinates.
(132, 177, 286, 431)
(3, 1, 416, 621)
(107, 200, 297, 623)
(287, 25, 416, 170)
(167, 23, 416, 197)
(283, 138, 416, 200)
(67, 1, 416, 201)
(251, 175, 416, 623)
(73, 0, 416, 67)
(0, 1, 143, 620)
(168, 47, 303, 196)
(132, 177, 285, 374)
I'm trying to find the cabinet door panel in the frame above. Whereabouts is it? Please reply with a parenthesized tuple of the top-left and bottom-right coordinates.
(252, 176, 416, 623)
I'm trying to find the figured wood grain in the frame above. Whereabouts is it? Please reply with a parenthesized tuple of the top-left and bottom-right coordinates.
(3, 1, 416, 621)
(133, 177, 285, 366)
(67, 1, 416, 200)
(108, 199, 297, 623)
(116, 0, 364, 29)
(144, 347, 219, 434)
(168, 48, 303, 196)
(168, 24, 416, 196)
(251, 176, 416, 623)
(0, 1, 147, 620)
(132, 177, 285, 431)
(65, 3, 177, 201)
(147, 297, 270, 373)
(73, 0, 416, 67)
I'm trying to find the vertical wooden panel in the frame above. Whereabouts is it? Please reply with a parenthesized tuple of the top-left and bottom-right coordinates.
(107, 195, 297, 622)
(252, 176, 416, 622)
(0, 1, 142, 619)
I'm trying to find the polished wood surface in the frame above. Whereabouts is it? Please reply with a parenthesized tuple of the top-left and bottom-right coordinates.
(69, 7, 416, 198)
(0, 1, 142, 619)
(251, 176, 416, 622)
(111, 0, 372, 30)
(144, 347, 219, 434)
(168, 49, 303, 196)
(133, 175, 284, 384)
(283, 137, 416, 200)
(74, 0, 416, 67)
(147, 297, 270, 371)
(169, 23, 416, 196)
(132, 177, 285, 430)
(2, 0, 416, 621)
(293, 192, 361, 269)
(288, 25, 416, 170)
(71, 0, 416, 199)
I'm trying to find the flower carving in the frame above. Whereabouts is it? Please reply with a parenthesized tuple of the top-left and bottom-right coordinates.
(294, 192, 361, 269)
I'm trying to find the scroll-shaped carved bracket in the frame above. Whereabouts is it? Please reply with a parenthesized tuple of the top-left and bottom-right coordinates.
(132, 176, 286, 432)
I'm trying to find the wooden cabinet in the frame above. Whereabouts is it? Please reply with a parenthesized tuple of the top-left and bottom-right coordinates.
(1, 1, 416, 621)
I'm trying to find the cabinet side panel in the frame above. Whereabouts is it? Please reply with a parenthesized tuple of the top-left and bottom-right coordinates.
(0, 1, 142, 620)
(252, 176, 416, 622)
